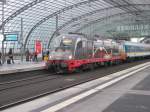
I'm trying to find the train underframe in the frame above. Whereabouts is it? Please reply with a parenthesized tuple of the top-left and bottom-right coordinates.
(46, 56, 123, 73)
(46, 54, 150, 73)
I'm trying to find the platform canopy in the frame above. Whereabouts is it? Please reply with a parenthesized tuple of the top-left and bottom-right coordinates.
(0, 0, 150, 51)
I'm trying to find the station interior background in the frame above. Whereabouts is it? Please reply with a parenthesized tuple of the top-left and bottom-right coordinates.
(0, 0, 150, 55)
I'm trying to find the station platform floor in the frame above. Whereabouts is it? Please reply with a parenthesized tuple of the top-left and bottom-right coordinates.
(0, 61, 45, 75)
(2, 62, 150, 112)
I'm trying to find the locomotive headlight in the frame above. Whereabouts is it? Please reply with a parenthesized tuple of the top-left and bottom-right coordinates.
(68, 55, 73, 60)
(100, 47, 103, 51)
(49, 55, 52, 59)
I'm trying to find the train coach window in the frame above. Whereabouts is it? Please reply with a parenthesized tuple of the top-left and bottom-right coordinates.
(125, 45, 134, 53)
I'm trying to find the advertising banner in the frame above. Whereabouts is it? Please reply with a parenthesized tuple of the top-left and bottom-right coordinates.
(35, 40, 42, 54)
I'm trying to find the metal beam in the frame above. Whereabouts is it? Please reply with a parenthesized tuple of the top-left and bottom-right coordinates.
(75, 10, 150, 33)
(105, 0, 141, 15)
(47, 4, 150, 48)
(1, 0, 5, 64)
(24, 0, 98, 49)
(121, 0, 140, 11)
(0, 0, 46, 30)
(56, 14, 58, 35)
(20, 18, 24, 62)
(105, 0, 148, 20)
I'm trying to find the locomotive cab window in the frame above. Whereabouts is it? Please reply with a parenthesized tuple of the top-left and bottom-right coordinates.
(62, 38, 73, 46)
(57, 38, 74, 51)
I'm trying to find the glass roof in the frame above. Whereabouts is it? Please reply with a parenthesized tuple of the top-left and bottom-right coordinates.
(0, 0, 150, 50)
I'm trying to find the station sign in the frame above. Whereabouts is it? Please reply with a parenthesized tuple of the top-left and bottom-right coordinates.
(4, 34, 18, 41)
(35, 40, 42, 54)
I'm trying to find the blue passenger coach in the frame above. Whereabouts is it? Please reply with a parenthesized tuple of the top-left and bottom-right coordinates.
(123, 41, 150, 58)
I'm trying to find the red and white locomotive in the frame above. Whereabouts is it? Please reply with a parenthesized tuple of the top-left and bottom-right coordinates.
(46, 34, 126, 73)
(46, 34, 150, 73)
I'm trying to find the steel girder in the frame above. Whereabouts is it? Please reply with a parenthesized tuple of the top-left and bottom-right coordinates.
(121, 0, 140, 11)
(24, 0, 98, 49)
(75, 10, 150, 33)
(105, 0, 149, 21)
(47, 4, 150, 48)
(0, 0, 46, 31)
(104, 0, 141, 14)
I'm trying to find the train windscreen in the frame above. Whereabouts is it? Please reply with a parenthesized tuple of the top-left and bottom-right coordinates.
(62, 38, 73, 46)
(49, 36, 75, 60)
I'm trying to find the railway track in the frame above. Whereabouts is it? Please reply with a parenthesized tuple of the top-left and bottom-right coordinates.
(0, 70, 50, 83)
(0, 73, 61, 91)
(0, 59, 150, 110)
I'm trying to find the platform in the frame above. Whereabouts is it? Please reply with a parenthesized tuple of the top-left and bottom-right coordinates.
(0, 61, 45, 75)
(1, 62, 150, 112)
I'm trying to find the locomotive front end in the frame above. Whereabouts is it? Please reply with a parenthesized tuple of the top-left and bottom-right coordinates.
(46, 35, 75, 73)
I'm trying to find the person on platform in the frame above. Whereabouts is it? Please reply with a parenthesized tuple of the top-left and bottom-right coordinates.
(0, 51, 2, 65)
(8, 48, 14, 64)
(33, 51, 38, 62)
(25, 49, 30, 61)
(42, 50, 45, 60)
(29, 52, 33, 61)
(46, 50, 49, 57)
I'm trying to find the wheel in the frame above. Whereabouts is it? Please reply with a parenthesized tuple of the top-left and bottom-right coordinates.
(89, 63, 94, 70)
(104, 62, 108, 67)
(107, 61, 112, 66)
(75, 67, 83, 73)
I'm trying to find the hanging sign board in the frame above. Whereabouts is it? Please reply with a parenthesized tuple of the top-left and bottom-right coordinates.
(35, 40, 42, 54)
(4, 34, 18, 41)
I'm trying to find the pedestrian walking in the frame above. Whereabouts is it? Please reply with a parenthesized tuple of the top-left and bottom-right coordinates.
(33, 51, 38, 62)
(25, 49, 30, 61)
(8, 48, 14, 64)
(0, 51, 2, 65)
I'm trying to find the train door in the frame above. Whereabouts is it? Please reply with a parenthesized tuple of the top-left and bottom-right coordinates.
(75, 39, 91, 59)
(87, 41, 93, 59)
(75, 40, 84, 59)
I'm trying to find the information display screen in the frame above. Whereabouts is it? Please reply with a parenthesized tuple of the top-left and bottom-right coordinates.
(4, 34, 18, 41)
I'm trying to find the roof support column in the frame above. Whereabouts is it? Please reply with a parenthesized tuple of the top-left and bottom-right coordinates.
(47, 15, 59, 49)
(20, 18, 24, 62)
(1, 0, 6, 64)
(56, 14, 59, 35)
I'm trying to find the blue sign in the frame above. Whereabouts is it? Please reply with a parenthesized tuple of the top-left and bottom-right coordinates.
(4, 34, 18, 41)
